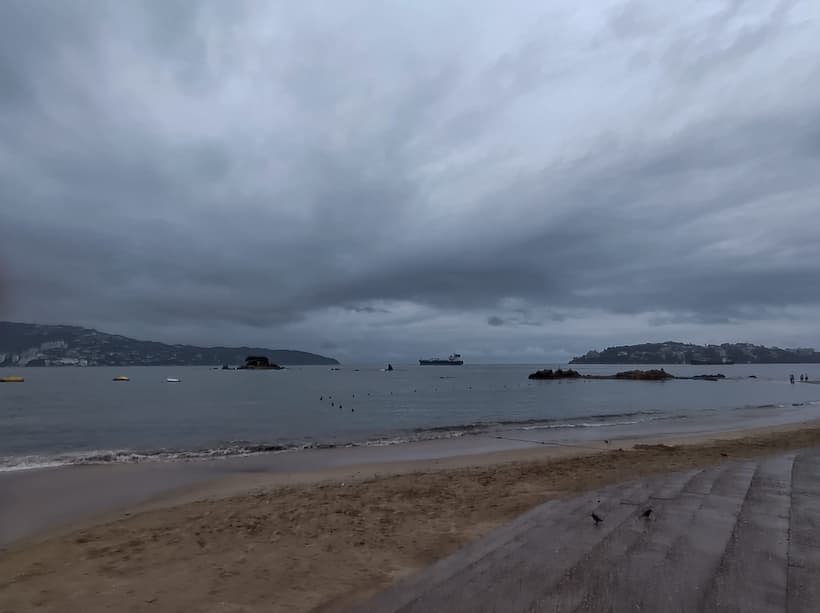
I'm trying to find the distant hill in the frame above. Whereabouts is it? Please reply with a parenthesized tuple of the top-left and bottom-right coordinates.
(0, 322, 339, 366)
(570, 342, 820, 365)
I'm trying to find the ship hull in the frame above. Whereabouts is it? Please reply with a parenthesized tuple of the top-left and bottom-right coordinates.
(419, 360, 463, 365)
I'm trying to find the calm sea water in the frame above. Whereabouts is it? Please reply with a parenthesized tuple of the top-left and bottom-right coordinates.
(1, 363, 820, 470)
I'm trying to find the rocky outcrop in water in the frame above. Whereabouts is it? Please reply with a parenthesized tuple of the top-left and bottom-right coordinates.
(613, 369, 674, 381)
(527, 368, 716, 382)
(528, 368, 582, 380)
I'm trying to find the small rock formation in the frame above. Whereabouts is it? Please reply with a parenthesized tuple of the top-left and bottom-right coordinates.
(239, 356, 283, 370)
(614, 369, 674, 380)
(691, 373, 726, 381)
(528, 368, 582, 380)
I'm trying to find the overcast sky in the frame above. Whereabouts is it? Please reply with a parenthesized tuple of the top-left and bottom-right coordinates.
(1, 0, 819, 363)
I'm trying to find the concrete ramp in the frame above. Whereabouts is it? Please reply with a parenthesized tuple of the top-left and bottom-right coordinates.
(351, 449, 820, 613)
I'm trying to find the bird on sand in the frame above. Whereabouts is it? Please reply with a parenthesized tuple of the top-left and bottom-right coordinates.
(641, 508, 653, 519)
(591, 513, 603, 525)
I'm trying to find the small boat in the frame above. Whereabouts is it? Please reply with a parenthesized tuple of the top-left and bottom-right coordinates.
(112, 375, 130, 382)
(166, 377, 181, 383)
(0, 375, 24, 383)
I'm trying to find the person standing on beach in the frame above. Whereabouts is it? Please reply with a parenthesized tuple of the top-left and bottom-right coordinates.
(790, 374, 795, 384)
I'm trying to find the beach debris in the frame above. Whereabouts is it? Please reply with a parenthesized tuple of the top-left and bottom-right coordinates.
(641, 508, 653, 519)
(720, 452, 729, 457)
(604, 440, 609, 444)
(591, 513, 603, 525)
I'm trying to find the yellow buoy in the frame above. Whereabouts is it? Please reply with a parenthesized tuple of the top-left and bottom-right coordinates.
(112, 375, 130, 382)
(0, 375, 24, 383)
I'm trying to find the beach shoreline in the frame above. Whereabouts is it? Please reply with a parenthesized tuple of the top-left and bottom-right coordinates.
(3, 408, 820, 549)
(3, 419, 820, 612)
(3, 413, 820, 548)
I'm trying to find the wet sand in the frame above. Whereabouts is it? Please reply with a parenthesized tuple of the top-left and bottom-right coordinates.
(3, 420, 820, 612)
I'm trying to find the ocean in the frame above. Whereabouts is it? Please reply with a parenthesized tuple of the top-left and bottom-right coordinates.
(1, 363, 819, 471)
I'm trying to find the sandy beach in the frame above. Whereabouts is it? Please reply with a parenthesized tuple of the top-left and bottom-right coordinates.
(1, 420, 820, 612)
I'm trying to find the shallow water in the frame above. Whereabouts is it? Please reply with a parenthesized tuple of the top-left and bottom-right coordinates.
(1, 363, 819, 470)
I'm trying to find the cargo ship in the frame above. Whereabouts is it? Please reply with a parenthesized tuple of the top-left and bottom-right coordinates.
(419, 353, 463, 366)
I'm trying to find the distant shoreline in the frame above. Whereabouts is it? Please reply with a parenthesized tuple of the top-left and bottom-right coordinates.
(571, 341, 820, 365)
(0, 320, 340, 367)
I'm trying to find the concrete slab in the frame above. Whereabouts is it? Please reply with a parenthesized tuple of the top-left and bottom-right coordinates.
(352, 450, 820, 613)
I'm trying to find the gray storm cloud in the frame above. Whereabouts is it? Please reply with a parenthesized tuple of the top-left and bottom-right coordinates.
(1, 0, 819, 362)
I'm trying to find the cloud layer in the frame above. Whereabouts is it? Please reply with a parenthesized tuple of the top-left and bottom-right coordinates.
(2, 0, 819, 361)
